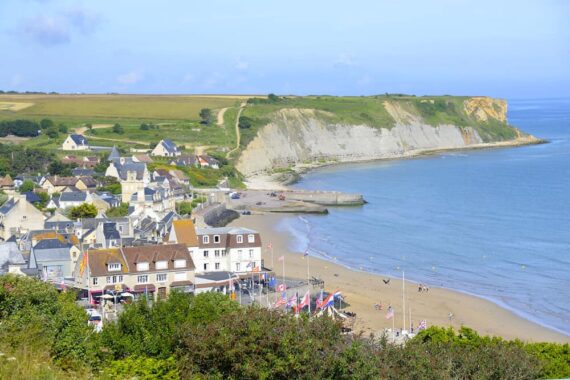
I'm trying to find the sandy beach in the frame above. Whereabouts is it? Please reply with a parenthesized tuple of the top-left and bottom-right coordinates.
(229, 213, 570, 343)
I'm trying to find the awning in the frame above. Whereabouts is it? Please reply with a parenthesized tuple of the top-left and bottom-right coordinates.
(133, 284, 156, 292)
(170, 280, 193, 287)
(104, 284, 128, 291)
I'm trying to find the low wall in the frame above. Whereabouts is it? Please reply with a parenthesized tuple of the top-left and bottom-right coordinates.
(284, 191, 364, 206)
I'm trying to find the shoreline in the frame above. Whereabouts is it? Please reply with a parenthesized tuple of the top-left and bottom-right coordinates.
(228, 213, 570, 343)
(243, 135, 545, 190)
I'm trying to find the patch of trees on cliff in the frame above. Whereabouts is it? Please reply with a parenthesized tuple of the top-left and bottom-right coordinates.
(0, 120, 40, 137)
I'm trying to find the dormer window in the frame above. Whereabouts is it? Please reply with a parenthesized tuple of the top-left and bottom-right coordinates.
(108, 263, 121, 272)
(214, 235, 220, 243)
(247, 234, 255, 243)
(237, 235, 243, 244)
(174, 259, 186, 268)
(156, 260, 168, 270)
(137, 262, 149, 271)
(203, 235, 209, 244)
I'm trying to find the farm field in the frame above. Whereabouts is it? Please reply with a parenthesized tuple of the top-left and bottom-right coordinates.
(0, 94, 247, 122)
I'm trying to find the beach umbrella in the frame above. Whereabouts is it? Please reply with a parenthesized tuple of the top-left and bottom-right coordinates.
(121, 292, 134, 298)
(100, 294, 114, 299)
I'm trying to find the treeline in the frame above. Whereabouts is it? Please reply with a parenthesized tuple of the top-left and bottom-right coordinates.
(0, 275, 568, 379)
(0, 144, 59, 176)
(0, 120, 40, 137)
(0, 90, 59, 94)
(246, 93, 282, 105)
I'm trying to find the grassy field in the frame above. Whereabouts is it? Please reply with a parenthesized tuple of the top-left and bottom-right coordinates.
(0, 94, 244, 122)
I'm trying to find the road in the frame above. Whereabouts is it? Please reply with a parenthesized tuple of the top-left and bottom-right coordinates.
(226, 102, 246, 159)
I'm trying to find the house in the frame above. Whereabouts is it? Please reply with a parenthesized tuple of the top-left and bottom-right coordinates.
(151, 139, 181, 157)
(62, 134, 89, 151)
(44, 213, 75, 232)
(95, 222, 121, 248)
(40, 176, 78, 195)
(56, 191, 93, 209)
(74, 244, 195, 301)
(28, 238, 81, 282)
(91, 192, 120, 214)
(197, 155, 220, 169)
(132, 154, 153, 163)
(22, 191, 42, 204)
(0, 195, 46, 241)
(106, 158, 149, 184)
(169, 169, 190, 185)
(0, 242, 27, 275)
(167, 219, 199, 248)
(0, 175, 15, 193)
(171, 155, 198, 168)
(193, 227, 262, 274)
(77, 217, 134, 248)
(62, 155, 100, 168)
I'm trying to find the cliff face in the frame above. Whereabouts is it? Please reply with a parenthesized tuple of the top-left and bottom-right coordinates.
(236, 97, 534, 177)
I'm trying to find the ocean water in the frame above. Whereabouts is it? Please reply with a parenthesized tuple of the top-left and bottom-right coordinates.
(278, 98, 570, 336)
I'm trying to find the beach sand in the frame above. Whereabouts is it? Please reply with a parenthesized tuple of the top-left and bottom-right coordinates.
(229, 214, 570, 343)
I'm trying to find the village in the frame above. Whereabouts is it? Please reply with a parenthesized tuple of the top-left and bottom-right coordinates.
(0, 133, 352, 329)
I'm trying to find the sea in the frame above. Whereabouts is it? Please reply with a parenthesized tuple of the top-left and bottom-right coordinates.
(277, 98, 570, 336)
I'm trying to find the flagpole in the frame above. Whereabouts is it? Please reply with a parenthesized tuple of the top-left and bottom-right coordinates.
(282, 256, 285, 298)
(392, 309, 395, 343)
(307, 253, 311, 315)
(402, 271, 406, 332)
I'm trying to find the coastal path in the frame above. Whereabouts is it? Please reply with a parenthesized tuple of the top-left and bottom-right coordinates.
(226, 102, 246, 159)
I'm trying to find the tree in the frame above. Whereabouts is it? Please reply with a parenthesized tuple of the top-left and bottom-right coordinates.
(112, 123, 124, 134)
(40, 118, 54, 129)
(176, 201, 193, 216)
(267, 93, 280, 102)
(106, 202, 130, 217)
(46, 128, 59, 138)
(48, 161, 75, 176)
(199, 108, 212, 124)
(69, 203, 98, 219)
(58, 124, 68, 133)
(18, 180, 35, 193)
(139, 123, 150, 130)
(238, 116, 252, 129)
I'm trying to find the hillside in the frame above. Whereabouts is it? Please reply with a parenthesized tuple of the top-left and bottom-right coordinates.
(236, 95, 539, 177)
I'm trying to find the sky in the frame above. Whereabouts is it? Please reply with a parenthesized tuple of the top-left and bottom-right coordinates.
(1, 0, 569, 98)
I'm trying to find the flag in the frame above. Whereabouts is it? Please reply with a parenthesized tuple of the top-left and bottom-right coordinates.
(385, 306, 394, 320)
(316, 291, 324, 308)
(276, 283, 287, 292)
(278, 255, 284, 262)
(246, 261, 254, 268)
(298, 290, 310, 309)
(303, 249, 309, 257)
(318, 293, 335, 309)
(286, 294, 297, 308)
(273, 292, 287, 308)
(418, 320, 427, 331)
(333, 290, 342, 299)
(267, 242, 273, 250)
(79, 251, 88, 276)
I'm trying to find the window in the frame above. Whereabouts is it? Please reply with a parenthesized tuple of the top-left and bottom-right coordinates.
(106, 276, 111, 284)
(238, 250, 242, 256)
(93, 277, 98, 285)
(203, 250, 209, 258)
(137, 275, 148, 283)
(174, 259, 186, 268)
(174, 272, 186, 281)
(118, 275, 123, 282)
(215, 250, 220, 257)
(222, 249, 227, 256)
(137, 262, 149, 271)
(215, 262, 220, 270)
(203, 263, 208, 271)
(156, 273, 167, 282)
(235, 263, 240, 271)
(214, 235, 220, 243)
(118, 225, 123, 233)
(156, 260, 168, 270)
(236, 235, 243, 244)
(248, 234, 255, 243)
(108, 263, 121, 272)
(249, 249, 253, 258)
(203, 235, 209, 244)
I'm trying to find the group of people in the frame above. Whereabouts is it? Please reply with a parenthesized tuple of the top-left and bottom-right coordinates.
(418, 283, 430, 292)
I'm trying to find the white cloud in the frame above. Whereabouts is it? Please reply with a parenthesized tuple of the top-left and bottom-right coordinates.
(235, 59, 249, 71)
(117, 71, 143, 85)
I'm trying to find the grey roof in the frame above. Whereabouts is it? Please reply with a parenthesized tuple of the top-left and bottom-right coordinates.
(103, 222, 120, 240)
(23, 191, 42, 204)
(161, 139, 179, 154)
(34, 238, 71, 250)
(115, 161, 146, 180)
(196, 271, 234, 282)
(0, 242, 25, 273)
(81, 217, 129, 230)
(196, 227, 257, 235)
(45, 220, 76, 230)
(33, 239, 72, 262)
(71, 168, 95, 177)
(0, 198, 17, 215)
(59, 191, 88, 202)
(70, 134, 88, 146)
(108, 145, 120, 161)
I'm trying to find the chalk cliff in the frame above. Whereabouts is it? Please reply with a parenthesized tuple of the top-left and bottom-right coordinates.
(236, 97, 537, 177)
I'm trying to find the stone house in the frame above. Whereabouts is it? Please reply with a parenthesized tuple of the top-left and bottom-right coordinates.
(0, 195, 46, 241)
(62, 134, 89, 151)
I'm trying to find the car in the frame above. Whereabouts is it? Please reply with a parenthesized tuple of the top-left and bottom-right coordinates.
(241, 210, 252, 215)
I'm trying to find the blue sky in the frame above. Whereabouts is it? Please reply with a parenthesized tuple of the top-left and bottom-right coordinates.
(1, 0, 569, 97)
